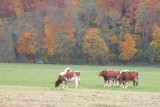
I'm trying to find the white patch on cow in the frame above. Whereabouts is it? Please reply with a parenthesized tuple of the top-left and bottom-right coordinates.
(120, 70, 129, 74)
(63, 74, 80, 89)
(59, 67, 73, 76)
(59, 72, 66, 76)
(64, 67, 72, 73)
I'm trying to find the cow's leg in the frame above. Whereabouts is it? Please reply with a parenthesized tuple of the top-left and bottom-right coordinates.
(75, 77, 79, 88)
(114, 80, 118, 86)
(75, 82, 78, 88)
(125, 82, 128, 89)
(107, 79, 110, 87)
(135, 78, 138, 88)
(111, 79, 115, 87)
(78, 78, 81, 88)
(122, 81, 125, 88)
(62, 83, 66, 89)
(111, 79, 114, 87)
(64, 81, 68, 89)
(133, 80, 136, 88)
(104, 80, 108, 87)
(116, 80, 119, 86)
(62, 81, 65, 89)
(114, 80, 119, 86)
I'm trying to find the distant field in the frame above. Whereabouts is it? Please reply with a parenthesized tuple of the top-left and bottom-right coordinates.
(0, 63, 160, 92)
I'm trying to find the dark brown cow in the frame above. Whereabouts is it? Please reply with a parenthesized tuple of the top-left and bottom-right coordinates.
(119, 70, 138, 88)
(99, 69, 121, 87)
(55, 71, 80, 88)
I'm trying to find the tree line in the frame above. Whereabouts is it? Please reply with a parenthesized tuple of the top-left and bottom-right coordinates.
(0, 0, 160, 65)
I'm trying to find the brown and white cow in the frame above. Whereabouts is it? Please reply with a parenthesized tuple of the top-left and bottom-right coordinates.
(55, 71, 80, 88)
(118, 70, 138, 89)
(99, 69, 121, 87)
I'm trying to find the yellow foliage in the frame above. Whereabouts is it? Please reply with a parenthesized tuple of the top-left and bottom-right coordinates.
(149, 25, 160, 62)
(139, 0, 151, 6)
(13, 0, 24, 16)
(82, 28, 109, 62)
(134, 23, 142, 33)
(133, 34, 142, 47)
(108, 35, 119, 44)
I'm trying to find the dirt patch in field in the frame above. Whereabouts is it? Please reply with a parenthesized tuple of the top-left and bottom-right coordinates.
(0, 86, 160, 107)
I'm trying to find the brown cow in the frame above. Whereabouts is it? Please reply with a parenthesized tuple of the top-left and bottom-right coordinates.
(118, 70, 138, 89)
(55, 71, 80, 88)
(99, 69, 121, 87)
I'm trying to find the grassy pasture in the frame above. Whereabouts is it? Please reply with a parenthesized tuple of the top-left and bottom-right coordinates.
(0, 63, 160, 92)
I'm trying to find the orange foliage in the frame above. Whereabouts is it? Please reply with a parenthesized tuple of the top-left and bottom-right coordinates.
(42, 20, 76, 55)
(72, 0, 80, 7)
(120, 33, 138, 61)
(16, 32, 36, 56)
(42, 23, 58, 55)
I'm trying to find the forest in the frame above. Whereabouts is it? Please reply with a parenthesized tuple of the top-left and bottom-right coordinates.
(0, 0, 160, 65)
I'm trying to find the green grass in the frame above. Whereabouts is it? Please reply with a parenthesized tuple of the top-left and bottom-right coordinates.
(0, 63, 160, 92)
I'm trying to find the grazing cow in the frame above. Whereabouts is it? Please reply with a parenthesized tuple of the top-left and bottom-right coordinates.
(118, 70, 138, 89)
(55, 71, 80, 88)
(99, 69, 121, 87)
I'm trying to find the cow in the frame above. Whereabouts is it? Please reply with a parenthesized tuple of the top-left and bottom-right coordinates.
(99, 69, 121, 87)
(55, 71, 80, 89)
(118, 70, 138, 89)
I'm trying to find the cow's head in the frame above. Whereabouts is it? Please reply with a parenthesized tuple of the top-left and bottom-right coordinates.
(55, 75, 63, 87)
(98, 70, 105, 76)
(55, 80, 60, 87)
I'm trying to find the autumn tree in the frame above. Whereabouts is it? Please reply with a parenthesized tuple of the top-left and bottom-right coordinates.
(16, 32, 36, 61)
(55, 21, 76, 63)
(13, 0, 24, 16)
(137, 4, 152, 49)
(42, 22, 58, 56)
(120, 33, 137, 61)
(82, 28, 109, 64)
(149, 25, 160, 62)
(107, 35, 120, 62)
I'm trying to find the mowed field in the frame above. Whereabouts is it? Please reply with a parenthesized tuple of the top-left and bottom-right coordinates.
(0, 63, 160, 107)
